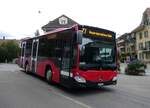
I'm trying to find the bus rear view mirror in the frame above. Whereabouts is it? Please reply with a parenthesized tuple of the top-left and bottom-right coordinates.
(76, 31, 82, 44)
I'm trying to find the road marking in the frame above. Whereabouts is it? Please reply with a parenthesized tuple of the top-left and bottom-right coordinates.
(51, 90, 92, 108)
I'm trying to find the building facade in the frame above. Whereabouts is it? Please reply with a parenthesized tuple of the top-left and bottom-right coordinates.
(117, 8, 150, 63)
(116, 33, 127, 54)
(125, 32, 137, 56)
(133, 8, 150, 63)
(117, 33, 137, 62)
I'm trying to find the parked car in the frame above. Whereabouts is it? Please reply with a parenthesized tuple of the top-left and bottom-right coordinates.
(125, 60, 147, 75)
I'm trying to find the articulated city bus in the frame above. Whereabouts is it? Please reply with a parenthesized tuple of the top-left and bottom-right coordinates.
(19, 25, 118, 88)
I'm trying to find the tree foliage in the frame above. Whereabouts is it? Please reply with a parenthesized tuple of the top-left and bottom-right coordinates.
(0, 40, 20, 63)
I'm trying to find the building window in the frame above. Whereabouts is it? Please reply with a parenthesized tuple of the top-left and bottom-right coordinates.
(146, 53, 150, 59)
(139, 53, 144, 60)
(138, 43, 143, 50)
(145, 41, 150, 50)
(139, 32, 143, 39)
(131, 46, 134, 51)
(127, 48, 129, 52)
(144, 20, 148, 25)
(148, 41, 150, 49)
(120, 48, 125, 53)
(142, 53, 144, 60)
(144, 31, 148, 38)
(145, 41, 148, 49)
(139, 53, 141, 60)
(134, 33, 136, 37)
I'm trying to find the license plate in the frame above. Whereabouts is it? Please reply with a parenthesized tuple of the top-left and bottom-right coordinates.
(98, 83, 104, 86)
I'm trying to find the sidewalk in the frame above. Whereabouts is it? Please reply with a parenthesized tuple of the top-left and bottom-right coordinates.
(145, 64, 150, 75)
(119, 63, 127, 74)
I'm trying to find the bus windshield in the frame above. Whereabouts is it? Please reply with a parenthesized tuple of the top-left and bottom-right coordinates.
(79, 38, 116, 70)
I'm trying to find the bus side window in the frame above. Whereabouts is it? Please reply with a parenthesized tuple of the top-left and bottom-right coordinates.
(38, 38, 52, 60)
(21, 43, 25, 57)
(25, 41, 32, 57)
(71, 45, 77, 68)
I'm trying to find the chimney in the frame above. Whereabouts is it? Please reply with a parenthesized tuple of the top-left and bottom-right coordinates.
(3, 36, 5, 40)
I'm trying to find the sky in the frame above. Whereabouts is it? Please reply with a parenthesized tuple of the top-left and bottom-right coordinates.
(0, 0, 150, 39)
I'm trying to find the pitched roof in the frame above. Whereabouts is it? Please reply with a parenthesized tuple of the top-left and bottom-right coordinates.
(42, 15, 79, 32)
(131, 25, 144, 33)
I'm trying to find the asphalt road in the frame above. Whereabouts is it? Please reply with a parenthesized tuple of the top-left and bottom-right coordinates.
(0, 63, 150, 108)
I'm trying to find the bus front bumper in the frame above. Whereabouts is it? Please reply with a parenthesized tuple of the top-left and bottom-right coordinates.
(72, 79, 117, 88)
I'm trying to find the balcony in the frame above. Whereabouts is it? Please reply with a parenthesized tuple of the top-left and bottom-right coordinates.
(117, 39, 125, 44)
(141, 47, 150, 52)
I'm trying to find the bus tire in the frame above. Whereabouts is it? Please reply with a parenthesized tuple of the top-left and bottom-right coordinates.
(25, 63, 30, 74)
(46, 68, 53, 83)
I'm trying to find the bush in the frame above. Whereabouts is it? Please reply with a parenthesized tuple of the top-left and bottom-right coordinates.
(0, 41, 20, 63)
(125, 60, 147, 75)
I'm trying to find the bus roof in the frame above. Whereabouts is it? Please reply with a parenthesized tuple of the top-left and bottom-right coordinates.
(21, 24, 116, 41)
(21, 26, 76, 41)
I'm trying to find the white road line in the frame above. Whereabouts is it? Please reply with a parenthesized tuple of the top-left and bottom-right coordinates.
(51, 90, 92, 108)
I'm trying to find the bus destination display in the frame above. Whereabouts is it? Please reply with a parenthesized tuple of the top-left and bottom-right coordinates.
(81, 27, 113, 39)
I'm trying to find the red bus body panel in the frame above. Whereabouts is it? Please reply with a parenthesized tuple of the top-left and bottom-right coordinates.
(72, 69, 117, 83)
(36, 59, 60, 83)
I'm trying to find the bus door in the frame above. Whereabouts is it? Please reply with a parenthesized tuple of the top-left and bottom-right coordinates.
(31, 39, 39, 73)
(21, 42, 26, 68)
(61, 41, 73, 86)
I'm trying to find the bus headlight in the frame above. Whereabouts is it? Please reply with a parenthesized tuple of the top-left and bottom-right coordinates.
(112, 76, 118, 81)
(74, 76, 86, 83)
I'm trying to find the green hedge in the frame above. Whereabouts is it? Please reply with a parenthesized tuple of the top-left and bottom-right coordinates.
(125, 60, 146, 75)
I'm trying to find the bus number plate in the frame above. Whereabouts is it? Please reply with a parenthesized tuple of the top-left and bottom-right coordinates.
(98, 83, 104, 86)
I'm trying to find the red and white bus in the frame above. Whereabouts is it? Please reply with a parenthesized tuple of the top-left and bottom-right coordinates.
(19, 25, 118, 88)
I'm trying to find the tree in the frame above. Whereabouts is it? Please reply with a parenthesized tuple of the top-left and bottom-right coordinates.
(0, 40, 20, 63)
(0, 45, 7, 62)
